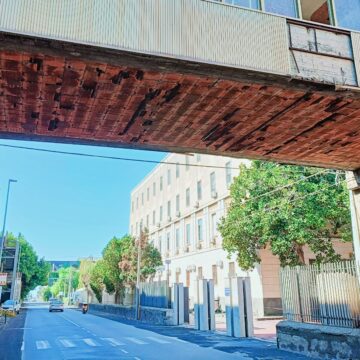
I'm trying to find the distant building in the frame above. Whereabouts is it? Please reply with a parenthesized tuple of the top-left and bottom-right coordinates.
(48, 261, 80, 272)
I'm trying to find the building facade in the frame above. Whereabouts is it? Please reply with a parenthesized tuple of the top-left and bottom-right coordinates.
(130, 154, 271, 316)
(129, 153, 354, 317)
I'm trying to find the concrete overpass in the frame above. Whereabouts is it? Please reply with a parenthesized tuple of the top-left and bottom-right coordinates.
(0, 0, 360, 170)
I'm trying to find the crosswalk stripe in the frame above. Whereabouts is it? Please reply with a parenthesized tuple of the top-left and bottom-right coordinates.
(125, 337, 148, 345)
(59, 339, 76, 348)
(146, 337, 170, 344)
(100, 338, 125, 346)
(36, 340, 50, 350)
(83, 338, 100, 347)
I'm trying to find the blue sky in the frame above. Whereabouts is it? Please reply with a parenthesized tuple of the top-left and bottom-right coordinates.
(0, 139, 165, 261)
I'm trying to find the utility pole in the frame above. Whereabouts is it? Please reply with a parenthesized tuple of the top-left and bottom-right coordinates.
(135, 232, 143, 320)
(0, 179, 17, 302)
(10, 238, 20, 300)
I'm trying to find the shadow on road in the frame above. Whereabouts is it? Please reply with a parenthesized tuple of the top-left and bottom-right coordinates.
(85, 310, 309, 360)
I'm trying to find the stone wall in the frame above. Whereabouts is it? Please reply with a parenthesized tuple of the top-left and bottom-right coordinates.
(88, 304, 174, 326)
(277, 321, 360, 359)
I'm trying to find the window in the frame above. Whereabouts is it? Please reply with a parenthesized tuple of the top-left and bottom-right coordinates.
(141, 192, 144, 205)
(210, 172, 216, 193)
(140, 219, 143, 232)
(197, 180, 202, 201)
(212, 265, 218, 285)
(211, 213, 217, 238)
(176, 195, 180, 213)
(131, 201, 134, 213)
(224, 0, 260, 10)
(167, 200, 171, 218)
(176, 163, 180, 178)
(225, 161, 232, 187)
(265, 0, 298, 17)
(160, 206, 163, 221)
(167, 169, 171, 185)
(186, 223, 191, 245)
(147, 187, 150, 201)
(334, 0, 360, 30)
(136, 197, 139, 209)
(185, 155, 190, 170)
(175, 228, 180, 249)
(196, 154, 201, 162)
(131, 225, 133, 234)
(160, 176, 163, 191)
(197, 218, 203, 242)
(198, 266, 203, 280)
(300, 0, 332, 25)
(146, 215, 149, 228)
(166, 232, 171, 251)
(152, 210, 156, 225)
(136, 222, 138, 234)
(186, 188, 190, 207)
(153, 182, 156, 196)
(159, 236, 162, 253)
(186, 270, 191, 288)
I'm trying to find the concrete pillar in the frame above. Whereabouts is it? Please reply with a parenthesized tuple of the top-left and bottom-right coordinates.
(347, 171, 360, 264)
(178, 283, 185, 325)
(225, 277, 254, 338)
(194, 279, 215, 331)
(191, 213, 196, 249)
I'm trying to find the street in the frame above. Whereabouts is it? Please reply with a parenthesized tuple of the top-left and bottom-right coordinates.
(9, 305, 310, 360)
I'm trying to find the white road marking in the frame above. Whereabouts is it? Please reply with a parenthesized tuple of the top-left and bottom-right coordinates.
(134, 357, 141, 360)
(59, 339, 76, 348)
(83, 338, 100, 347)
(101, 338, 125, 346)
(21, 341, 24, 351)
(121, 349, 129, 354)
(146, 337, 170, 344)
(36, 340, 50, 350)
(60, 316, 80, 328)
(125, 337, 148, 345)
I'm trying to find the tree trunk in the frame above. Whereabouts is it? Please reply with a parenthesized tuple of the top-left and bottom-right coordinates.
(296, 244, 306, 264)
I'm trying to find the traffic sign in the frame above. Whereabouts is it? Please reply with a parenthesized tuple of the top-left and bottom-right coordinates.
(0, 273, 7, 286)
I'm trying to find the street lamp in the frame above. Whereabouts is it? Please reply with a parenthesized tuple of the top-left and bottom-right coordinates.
(0, 179, 17, 301)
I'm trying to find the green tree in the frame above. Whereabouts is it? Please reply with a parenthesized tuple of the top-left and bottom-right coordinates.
(4, 233, 51, 299)
(219, 161, 351, 270)
(89, 233, 162, 304)
(51, 267, 79, 297)
(41, 286, 52, 301)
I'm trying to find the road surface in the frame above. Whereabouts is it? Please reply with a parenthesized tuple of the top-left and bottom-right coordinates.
(19, 306, 309, 360)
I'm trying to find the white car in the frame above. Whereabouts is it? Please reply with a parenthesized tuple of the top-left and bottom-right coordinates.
(49, 300, 64, 312)
(1, 300, 20, 314)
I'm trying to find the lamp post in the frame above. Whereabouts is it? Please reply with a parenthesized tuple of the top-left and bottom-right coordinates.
(0, 179, 17, 302)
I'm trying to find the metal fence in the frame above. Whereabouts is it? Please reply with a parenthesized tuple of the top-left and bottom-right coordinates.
(280, 260, 360, 328)
(140, 281, 171, 309)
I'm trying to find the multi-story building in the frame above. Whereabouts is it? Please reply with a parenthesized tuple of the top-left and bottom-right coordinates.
(129, 153, 354, 317)
(130, 154, 269, 316)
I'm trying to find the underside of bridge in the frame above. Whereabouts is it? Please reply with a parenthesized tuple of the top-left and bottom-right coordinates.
(1, 31, 360, 170)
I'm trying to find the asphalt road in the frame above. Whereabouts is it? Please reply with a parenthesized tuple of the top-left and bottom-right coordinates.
(17, 306, 310, 360)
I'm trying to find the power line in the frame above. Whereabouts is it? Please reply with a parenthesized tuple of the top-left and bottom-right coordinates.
(242, 169, 334, 205)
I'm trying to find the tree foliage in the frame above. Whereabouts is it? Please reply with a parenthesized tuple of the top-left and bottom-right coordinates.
(50, 267, 79, 297)
(89, 232, 162, 303)
(219, 161, 352, 270)
(5, 233, 51, 299)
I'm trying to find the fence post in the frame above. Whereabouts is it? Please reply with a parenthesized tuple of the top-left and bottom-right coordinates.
(296, 267, 304, 323)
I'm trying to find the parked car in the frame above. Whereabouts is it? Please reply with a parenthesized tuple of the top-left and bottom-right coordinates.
(49, 300, 64, 312)
(1, 300, 20, 314)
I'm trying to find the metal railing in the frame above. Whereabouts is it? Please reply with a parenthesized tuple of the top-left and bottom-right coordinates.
(280, 260, 360, 328)
(140, 281, 171, 309)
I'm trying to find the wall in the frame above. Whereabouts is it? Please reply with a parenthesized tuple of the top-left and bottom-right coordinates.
(0, 0, 290, 75)
(277, 321, 360, 359)
(88, 303, 174, 326)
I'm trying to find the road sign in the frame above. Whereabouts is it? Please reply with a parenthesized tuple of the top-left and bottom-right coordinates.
(0, 273, 7, 286)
